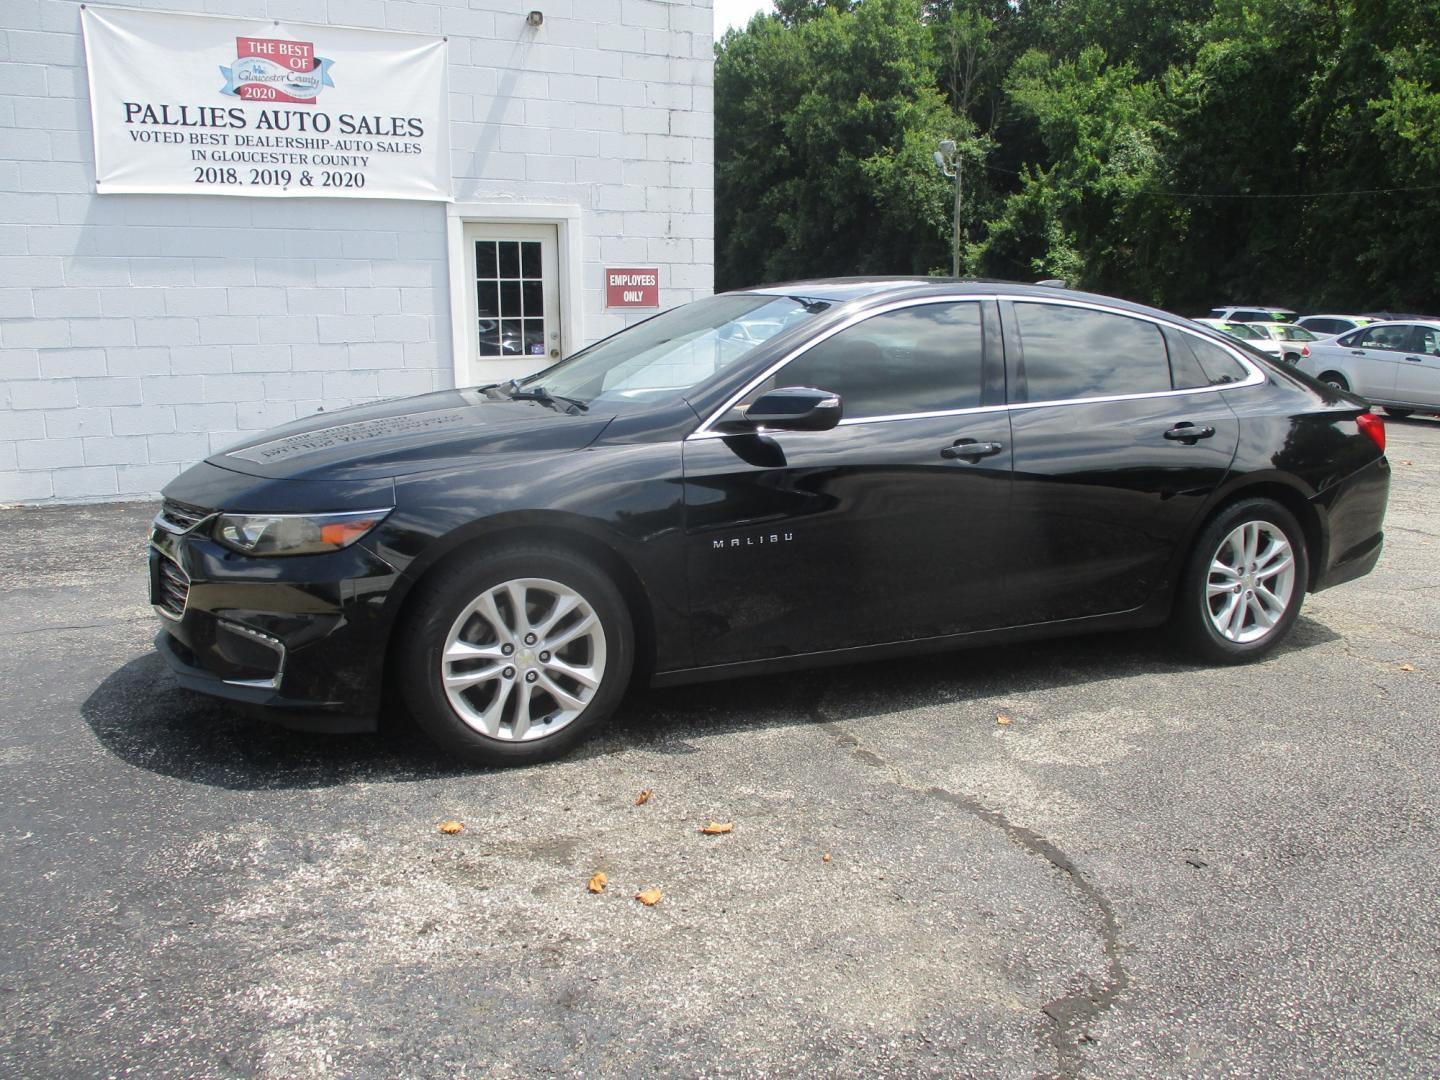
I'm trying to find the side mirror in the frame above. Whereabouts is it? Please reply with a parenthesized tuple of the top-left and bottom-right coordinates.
(743, 386, 842, 431)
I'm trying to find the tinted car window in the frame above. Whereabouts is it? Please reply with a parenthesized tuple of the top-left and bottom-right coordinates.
(749, 301, 985, 420)
(1337, 330, 1362, 347)
(1303, 318, 1338, 335)
(1357, 324, 1413, 351)
(1014, 303, 1170, 402)
(1418, 327, 1440, 355)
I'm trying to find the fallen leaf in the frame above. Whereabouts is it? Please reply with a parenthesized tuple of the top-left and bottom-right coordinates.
(822, 853, 832, 863)
(1398, 459, 1414, 466)
(437, 820, 464, 835)
(587, 871, 608, 894)
(996, 713, 1013, 727)
(699, 821, 734, 835)
(635, 789, 653, 806)
(635, 888, 663, 906)
(1399, 663, 1416, 672)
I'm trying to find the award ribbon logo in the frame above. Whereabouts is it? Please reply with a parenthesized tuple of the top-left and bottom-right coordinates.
(220, 37, 334, 104)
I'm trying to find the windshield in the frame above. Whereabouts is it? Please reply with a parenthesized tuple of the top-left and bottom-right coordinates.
(509, 293, 831, 408)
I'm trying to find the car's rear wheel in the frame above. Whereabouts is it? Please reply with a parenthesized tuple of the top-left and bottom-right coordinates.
(1318, 372, 1350, 391)
(397, 546, 633, 766)
(1172, 498, 1309, 663)
(1384, 406, 1413, 419)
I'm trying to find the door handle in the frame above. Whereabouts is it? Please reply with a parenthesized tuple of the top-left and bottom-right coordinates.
(1351, 349, 1366, 356)
(1163, 423, 1216, 443)
(941, 439, 1003, 461)
(1404, 355, 1422, 362)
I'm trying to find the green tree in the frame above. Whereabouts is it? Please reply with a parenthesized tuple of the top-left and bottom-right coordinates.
(715, 0, 959, 288)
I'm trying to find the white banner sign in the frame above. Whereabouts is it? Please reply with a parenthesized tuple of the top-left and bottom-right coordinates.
(81, 6, 450, 201)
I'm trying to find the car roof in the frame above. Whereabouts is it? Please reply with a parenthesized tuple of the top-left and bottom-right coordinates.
(735, 277, 1166, 318)
(1213, 304, 1297, 313)
(1345, 319, 1440, 330)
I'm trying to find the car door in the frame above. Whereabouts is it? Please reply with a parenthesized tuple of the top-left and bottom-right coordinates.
(1000, 300, 1243, 624)
(681, 298, 1012, 665)
(1341, 324, 1410, 398)
(1394, 325, 1440, 408)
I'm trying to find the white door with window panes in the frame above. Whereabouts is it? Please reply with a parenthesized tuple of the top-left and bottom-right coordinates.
(462, 223, 561, 384)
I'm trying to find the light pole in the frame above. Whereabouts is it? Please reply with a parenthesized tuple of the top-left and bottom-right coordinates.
(933, 138, 962, 278)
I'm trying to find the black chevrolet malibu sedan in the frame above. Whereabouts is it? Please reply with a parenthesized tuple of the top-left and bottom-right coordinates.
(151, 280, 1390, 764)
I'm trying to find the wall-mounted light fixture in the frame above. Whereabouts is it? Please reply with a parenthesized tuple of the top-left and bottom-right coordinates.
(526, 11, 543, 26)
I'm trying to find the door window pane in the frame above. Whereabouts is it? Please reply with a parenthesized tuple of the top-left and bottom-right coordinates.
(499, 280, 522, 319)
(1356, 325, 1411, 352)
(522, 280, 544, 318)
(477, 281, 499, 319)
(500, 318, 523, 355)
(474, 241, 497, 279)
(522, 241, 542, 278)
(757, 302, 985, 419)
(523, 320, 546, 356)
(497, 241, 520, 279)
(1014, 303, 1170, 402)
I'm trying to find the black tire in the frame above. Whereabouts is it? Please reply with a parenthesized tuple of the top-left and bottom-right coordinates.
(1318, 372, 1349, 391)
(396, 545, 633, 766)
(1171, 498, 1309, 664)
(1384, 406, 1413, 419)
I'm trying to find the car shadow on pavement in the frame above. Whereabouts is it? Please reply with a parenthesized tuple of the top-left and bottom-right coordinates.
(84, 617, 1340, 788)
(598, 615, 1343, 756)
(81, 652, 469, 791)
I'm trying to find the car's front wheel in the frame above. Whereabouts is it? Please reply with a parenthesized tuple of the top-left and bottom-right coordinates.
(1318, 371, 1350, 392)
(397, 545, 633, 766)
(1172, 498, 1309, 663)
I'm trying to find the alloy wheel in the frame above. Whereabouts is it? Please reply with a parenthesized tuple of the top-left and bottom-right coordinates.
(440, 576, 607, 741)
(1205, 521, 1297, 644)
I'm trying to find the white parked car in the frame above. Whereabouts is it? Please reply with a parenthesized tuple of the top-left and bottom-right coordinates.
(1296, 320, 1440, 418)
(1208, 305, 1298, 324)
(1247, 321, 1322, 362)
(1194, 318, 1287, 361)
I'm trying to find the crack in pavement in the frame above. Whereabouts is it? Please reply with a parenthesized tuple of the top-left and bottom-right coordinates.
(0, 616, 153, 637)
(816, 716, 1129, 1079)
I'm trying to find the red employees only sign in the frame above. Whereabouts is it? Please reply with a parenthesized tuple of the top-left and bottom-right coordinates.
(606, 268, 659, 308)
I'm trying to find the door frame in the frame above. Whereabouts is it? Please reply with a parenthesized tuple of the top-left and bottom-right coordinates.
(445, 202, 585, 388)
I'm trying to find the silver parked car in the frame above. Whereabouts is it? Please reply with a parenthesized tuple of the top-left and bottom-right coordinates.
(1296, 320, 1440, 418)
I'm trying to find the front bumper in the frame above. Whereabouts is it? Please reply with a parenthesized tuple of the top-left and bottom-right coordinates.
(149, 511, 399, 731)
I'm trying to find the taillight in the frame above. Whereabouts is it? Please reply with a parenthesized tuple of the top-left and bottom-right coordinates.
(1356, 411, 1385, 453)
(1301, 345, 1309, 357)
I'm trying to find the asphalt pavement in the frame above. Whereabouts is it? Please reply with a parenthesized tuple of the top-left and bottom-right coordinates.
(2, 418, 1438, 1079)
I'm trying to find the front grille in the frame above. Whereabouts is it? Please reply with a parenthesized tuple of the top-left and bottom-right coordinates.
(155, 556, 190, 620)
(158, 499, 210, 534)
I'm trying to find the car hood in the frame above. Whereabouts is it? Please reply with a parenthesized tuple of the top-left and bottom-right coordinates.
(207, 388, 614, 481)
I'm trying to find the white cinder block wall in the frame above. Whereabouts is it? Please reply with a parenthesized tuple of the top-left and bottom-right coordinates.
(0, 0, 715, 503)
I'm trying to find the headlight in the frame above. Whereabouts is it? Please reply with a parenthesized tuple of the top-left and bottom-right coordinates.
(213, 509, 391, 556)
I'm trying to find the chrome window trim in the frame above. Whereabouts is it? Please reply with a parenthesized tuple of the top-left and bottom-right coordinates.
(688, 293, 1265, 440)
